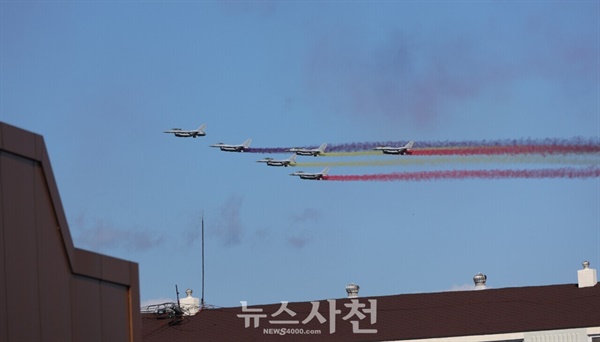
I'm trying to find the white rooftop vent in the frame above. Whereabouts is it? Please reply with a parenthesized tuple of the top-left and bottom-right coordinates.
(346, 283, 359, 298)
(577, 261, 597, 288)
(179, 288, 200, 316)
(473, 272, 487, 290)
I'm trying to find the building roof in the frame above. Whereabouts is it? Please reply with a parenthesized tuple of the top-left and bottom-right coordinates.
(141, 283, 600, 342)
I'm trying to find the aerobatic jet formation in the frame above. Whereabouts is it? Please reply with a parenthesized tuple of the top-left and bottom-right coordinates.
(289, 143, 327, 157)
(164, 124, 206, 138)
(372, 141, 414, 155)
(290, 167, 330, 180)
(257, 154, 297, 167)
(210, 139, 252, 152)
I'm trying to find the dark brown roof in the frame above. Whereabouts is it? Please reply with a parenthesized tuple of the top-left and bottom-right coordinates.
(142, 283, 600, 342)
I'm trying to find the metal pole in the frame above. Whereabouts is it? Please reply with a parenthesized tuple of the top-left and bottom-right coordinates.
(201, 211, 205, 307)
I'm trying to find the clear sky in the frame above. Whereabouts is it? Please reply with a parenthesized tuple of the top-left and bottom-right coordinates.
(1, 1, 598, 308)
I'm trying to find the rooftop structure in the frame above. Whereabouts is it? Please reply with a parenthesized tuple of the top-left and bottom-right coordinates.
(142, 266, 599, 342)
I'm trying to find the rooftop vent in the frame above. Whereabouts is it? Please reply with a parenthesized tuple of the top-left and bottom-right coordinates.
(346, 283, 359, 298)
(179, 288, 200, 316)
(577, 261, 597, 288)
(473, 272, 487, 290)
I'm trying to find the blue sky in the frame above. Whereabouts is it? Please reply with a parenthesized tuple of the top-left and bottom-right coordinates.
(1, 1, 598, 308)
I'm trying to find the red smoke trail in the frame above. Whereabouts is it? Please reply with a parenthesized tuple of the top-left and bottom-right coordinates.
(411, 145, 600, 156)
(324, 167, 600, 182)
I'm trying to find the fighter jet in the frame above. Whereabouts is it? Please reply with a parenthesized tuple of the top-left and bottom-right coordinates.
(290, 167, 330, 180)
(257, 154, 297, 167)
(210, 139, 252, 152)
(164, 124, 206, 138)
(372, 141, 414, 155)
(289, 143, 327, 157)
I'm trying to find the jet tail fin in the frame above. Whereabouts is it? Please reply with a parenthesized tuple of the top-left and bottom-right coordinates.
(318, 143, 328, 152)
(405, 141, 414, 149)
(198, 124, 206, 132)
(242, 139, 252, 148)
(322, 167, 330, 175)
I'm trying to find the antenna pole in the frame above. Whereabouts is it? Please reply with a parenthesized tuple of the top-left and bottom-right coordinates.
(201, 210, 205, 308)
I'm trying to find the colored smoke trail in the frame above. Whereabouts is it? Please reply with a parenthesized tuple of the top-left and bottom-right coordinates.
(324, 151, 381, 157)
(247, 137, 599, 154)
(324, 167, 600, 182)
(246, 148, 289, 154)
(295, 155, 600, 168)
(328, 137, 599, 152)
(415, 137, 600, 148)
(411, 144, 600, 156)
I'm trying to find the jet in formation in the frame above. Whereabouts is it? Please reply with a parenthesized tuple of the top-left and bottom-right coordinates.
(210, 139, 252, 152)
(290, 167, 330, 180)
(164, 124, 206, 138)
(289, 143, 327, 157)
(257, 154, 297, 167)
(372, 141, 414, 155)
